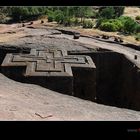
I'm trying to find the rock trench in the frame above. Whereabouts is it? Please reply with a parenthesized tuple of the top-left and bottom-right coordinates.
(0, 27, 140, 111)
(0, 45, 140, 111)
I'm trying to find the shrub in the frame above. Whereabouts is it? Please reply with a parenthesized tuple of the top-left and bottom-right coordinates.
(118, 16, 132, 25)
(100, 22, 118, 32)
(123, 17, 137, 34)
(74, 18, 80, 26)
(0, 13, 9, 23)
(108, 19, 123, 31)
(28, 7, 39, 16)
(83, 20, 94, 28)
(48, 15, 54, 22)
(135, 33, 140, 41)
(135, 24, 140, 33)
(136, 16, 140, 20)
(55, 13, 65, 24)
(117, 16, 139, 34)
(113, 7, 125, 18)
(47, 10, 55, 22)
(97, 16, 139, 34)
(63, 18, 73, 26)
(54, 10, 65, 24)
(99, 19, 123, 32)
(95, 18, 108, 28)
(10, 7, 30, 21)
(69, 18, 75, 26)
(62, 18, 80, 26)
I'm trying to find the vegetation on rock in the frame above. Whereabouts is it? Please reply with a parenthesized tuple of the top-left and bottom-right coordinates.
(0, 6, 140, 41)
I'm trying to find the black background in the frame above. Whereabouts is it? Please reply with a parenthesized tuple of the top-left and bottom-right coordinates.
(0, 0, 140, 138)
(0, 121, 140, 138)
(0, 0, 139, 6)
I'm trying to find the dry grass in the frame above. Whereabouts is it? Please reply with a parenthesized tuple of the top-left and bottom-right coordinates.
(0, 32, 25, 43)
(123, 6, 140, 19)
(0, 24, 25, 43)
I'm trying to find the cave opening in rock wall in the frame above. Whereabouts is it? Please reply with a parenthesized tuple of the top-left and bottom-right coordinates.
(0, 46, 140, 111)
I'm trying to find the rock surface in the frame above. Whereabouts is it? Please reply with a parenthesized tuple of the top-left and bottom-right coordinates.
(0, 23, 140, 120)
(0, 73, 140, 121)
(0, 27, 93, 51)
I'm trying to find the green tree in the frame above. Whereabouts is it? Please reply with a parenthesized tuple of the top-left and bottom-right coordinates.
(27, 7, 39, 16)
(98, 6, 124, 19)
(135, 24, 140, 33)
(123, 17, 137, 34)
(75, 7, 93, 22)
(10, 6, 47, 22)
(54, 10, 65, 24)
(47, 10, 55, 22)
(99, 7, 115, 19)
(113, 7, 125, 18)
(10, 7, 29, 21)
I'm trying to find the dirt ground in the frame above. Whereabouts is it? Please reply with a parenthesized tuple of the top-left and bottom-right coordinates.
(123, 6, 140, 19)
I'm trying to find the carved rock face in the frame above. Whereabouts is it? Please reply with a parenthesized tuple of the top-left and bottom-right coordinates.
(1, 48, 96, 100)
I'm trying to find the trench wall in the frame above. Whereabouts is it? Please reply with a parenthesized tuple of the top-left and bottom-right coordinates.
(69, 50, 140, 110)
(69, 51, 123, 106)
(119, 56, 140, 110)
(1, 47, 140, 110)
